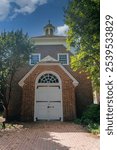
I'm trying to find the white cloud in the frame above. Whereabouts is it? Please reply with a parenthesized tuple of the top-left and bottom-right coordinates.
(56, 24, 69, 36)
(11, 0, 47, 14)
(14, 5, 36, 14)
(0, 0, 47, 21)
(0, 0, 10, 21)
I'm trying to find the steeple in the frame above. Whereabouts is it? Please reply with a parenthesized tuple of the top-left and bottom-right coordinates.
(44, 20, 55, 36)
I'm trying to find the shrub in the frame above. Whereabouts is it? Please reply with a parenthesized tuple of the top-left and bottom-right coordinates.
(74, 104, 100, 135)
(81, 104, 100, 125)
(74, 118, 81, 124)
(87, 123, 100, 134)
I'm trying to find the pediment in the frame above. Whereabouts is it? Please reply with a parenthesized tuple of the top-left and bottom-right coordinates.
(40, 55, 58, 62)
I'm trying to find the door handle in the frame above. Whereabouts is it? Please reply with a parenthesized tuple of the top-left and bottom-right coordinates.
(47, 106, 54, 108)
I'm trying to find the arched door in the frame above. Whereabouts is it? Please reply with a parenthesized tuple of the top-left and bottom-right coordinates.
(34, 72, 63, 121)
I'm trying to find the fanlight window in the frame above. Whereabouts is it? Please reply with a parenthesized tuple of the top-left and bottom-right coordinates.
(38, 73, 59, 83)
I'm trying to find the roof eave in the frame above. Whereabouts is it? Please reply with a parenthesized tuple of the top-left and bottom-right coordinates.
(18, 62, 79, 87)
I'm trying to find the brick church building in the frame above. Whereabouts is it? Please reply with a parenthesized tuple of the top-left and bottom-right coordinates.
(9, 22, 93, 121)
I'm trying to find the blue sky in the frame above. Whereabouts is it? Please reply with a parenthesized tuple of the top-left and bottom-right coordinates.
(0, 0, 69, 37)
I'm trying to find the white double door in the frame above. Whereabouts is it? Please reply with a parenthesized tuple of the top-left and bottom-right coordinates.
(35, 86, 62, 121)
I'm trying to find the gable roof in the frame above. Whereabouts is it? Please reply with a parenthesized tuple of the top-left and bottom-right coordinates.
(18, 62, 79, 87)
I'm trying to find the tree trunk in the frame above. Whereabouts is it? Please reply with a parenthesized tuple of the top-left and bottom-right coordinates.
(5, 72, 14, 121)
(6, 107, 9, 121)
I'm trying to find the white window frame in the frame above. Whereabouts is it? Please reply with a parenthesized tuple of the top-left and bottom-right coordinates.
(58, 53, 69, 65)
(29, 53, 41, 65)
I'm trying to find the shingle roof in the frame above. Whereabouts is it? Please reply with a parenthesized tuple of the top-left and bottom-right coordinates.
(33, 45, 72, 59)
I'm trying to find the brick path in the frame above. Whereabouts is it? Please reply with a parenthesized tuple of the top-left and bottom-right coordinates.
(0, 122, 99, 150)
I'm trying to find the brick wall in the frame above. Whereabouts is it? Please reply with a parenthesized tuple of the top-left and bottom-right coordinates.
(21, 65, 76, 121)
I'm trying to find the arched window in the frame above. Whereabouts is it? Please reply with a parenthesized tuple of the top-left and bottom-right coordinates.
(46, 29, 49, 35)
(50, 28, 53, 35)
(38, 73, 59, 83)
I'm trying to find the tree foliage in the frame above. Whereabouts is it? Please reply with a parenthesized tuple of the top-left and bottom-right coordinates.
(0, 30, 34, 119)
(65, 0, 100, 91)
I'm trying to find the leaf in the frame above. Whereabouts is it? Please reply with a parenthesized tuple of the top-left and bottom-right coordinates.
(65, 0, 100, 90)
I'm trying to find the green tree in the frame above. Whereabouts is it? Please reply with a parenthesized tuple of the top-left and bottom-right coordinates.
(0, 30, 34, 120)
(65, 0, 100, 91)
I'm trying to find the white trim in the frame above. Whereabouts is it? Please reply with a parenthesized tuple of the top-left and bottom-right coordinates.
(35, 71, 62, 85)
(18, 62, 79, 87)
(34, 71, 63, 121)
(32, 38, 67, 48)
(59, 64, 78, 86)
(36, 72, 60, 84)
(40, 55, 58, 62)
(58, 53, 69, 65)
(29, 53, 41, 65)
(32, 37, 66, 40)
(19, 63, 39, 87)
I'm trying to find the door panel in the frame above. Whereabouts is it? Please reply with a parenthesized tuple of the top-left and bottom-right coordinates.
(48, 102, 61, 120)
(36, 102, 48, 120)
(35, 86, 62, 120)
(37, 87, 60, 101)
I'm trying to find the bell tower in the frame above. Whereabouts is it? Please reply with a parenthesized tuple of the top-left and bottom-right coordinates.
(44, 20, 55, 36)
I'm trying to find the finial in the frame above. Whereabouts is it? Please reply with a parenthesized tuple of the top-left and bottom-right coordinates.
(48, 20, 50, 24)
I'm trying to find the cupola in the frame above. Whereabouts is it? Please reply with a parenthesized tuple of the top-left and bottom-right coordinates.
(44, 20, 55, 36)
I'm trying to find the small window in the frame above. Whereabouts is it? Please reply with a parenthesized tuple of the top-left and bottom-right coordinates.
(29, 53, 41, 65)
(58, 53, 69, 65)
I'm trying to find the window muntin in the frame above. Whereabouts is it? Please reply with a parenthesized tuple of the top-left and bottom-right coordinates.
(30, 53, 40, 65)
(38, 73, 59, 83)
(58, 53, 69, 65)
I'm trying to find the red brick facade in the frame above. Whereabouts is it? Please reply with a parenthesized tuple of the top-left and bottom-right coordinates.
(7, 25, 94, 121)
(21, 64, 76, 121)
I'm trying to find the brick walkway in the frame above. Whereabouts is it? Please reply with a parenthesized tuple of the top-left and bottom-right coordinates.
(0, 122, 99, 150)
